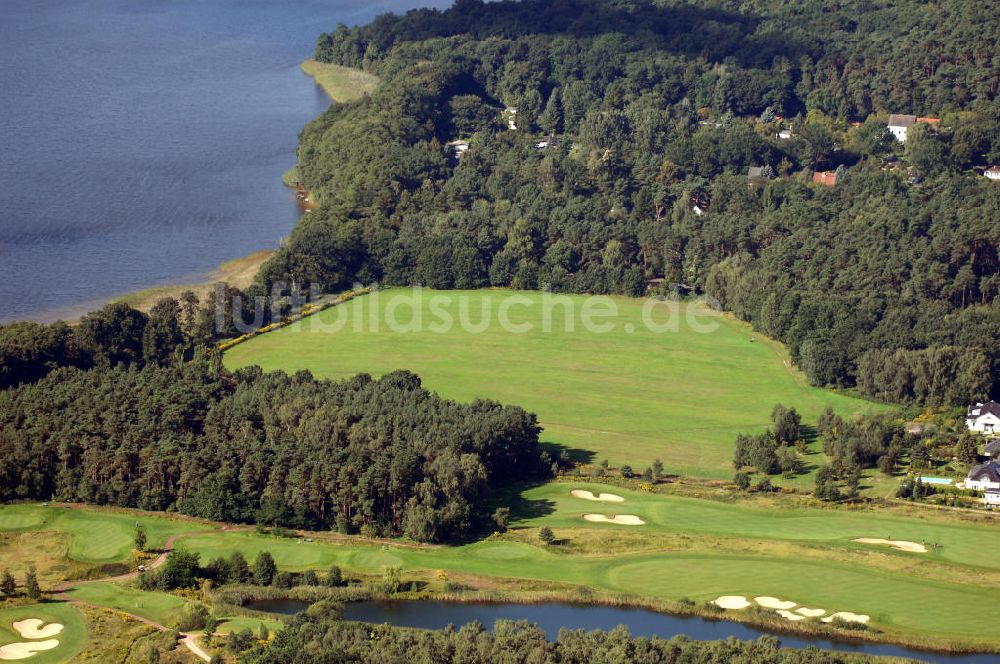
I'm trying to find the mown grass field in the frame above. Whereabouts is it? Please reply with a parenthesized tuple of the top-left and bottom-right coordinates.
(6, 497, 1000, 645)
(300, 59, 380, 104)
(0, 504, 215, 563)
(65, 583, 188, 628)
(0, 602, 87, 664)
(224, 289, 883, 479)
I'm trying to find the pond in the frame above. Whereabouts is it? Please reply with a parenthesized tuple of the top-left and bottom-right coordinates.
(335, 600, 995, 664)
(247, 597, 995, 661)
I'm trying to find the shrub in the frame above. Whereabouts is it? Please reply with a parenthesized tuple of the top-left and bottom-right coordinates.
(176, 603, 210, 631)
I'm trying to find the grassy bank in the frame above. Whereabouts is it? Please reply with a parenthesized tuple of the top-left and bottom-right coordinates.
(300, 59, 380, 103)
(112, 249, 273, 313)
(224, 288, 883, 482)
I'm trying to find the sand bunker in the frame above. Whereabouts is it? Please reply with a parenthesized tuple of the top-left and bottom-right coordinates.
(776, 610, 806, 622)
(754, 596, 797, 610)
(12, 620, 63, 639)
(571, 490, 625, 503)
(0, 640, 59, 660)
(854, 538, 927, 553)
(582, 514, 645, 525)
(796, 607, 826, 618)
(822, 612, 870, 624)
(713, 595, 750, 609)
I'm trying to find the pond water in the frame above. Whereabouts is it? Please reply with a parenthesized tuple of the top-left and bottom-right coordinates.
(330, 600, 993, 664)
(0, 0, 449, 322)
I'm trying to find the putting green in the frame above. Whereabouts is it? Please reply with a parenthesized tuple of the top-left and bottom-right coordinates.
(0, 603, 86, 664)
(0, 504, 213, 563)
(224, 289, 881, 479)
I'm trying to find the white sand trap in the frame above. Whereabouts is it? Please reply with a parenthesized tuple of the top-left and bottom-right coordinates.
(822, 612, 870, 624)
(776, 610, 806, 622)
(582, 514, 644, 525)
(571, 490, 625, 503)
(713, 595, 750, 609)
(12, 619, 64, 639)
(854, 538, 927, 553)
(0, 640, 59, 660)
(796, 607, 826, 618)
(754, 596, 797, 610)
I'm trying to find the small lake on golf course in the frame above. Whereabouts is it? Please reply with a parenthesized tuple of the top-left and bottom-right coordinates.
(243, 599, 996, 663)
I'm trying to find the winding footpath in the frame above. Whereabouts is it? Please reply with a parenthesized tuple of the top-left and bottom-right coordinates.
(54, 529, 217, 662)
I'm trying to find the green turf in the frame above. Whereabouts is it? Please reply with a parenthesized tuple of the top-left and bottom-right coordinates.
(224, 288, 883, 480)
(6, 501, 1000, 644)
(514, 482, 1000, 569)
(0, 602, 87, 663)
(0, 504, 215, 563)
(177, 524, 1000, 639)
(65, 583, 189, 627)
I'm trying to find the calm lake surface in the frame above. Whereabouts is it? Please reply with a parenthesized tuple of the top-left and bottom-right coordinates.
(0, 0, 448, 322)
(324, 600, 991, 664)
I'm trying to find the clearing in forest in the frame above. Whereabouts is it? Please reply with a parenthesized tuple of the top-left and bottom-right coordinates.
(224, 288, 882, 480)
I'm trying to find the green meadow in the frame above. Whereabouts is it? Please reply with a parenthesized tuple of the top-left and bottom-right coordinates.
(300, 59, 380, 104)
(224, 289, 882, 479)
(0, 602, 87, 664)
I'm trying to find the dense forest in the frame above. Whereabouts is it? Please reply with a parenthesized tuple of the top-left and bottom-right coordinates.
(241, 607, 889, 663)
(0, 357, 544, 541)
(255, 0, 999, 405)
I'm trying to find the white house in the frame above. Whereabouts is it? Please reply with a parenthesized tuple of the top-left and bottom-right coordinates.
(503, 107, 518, 130)
(967, 401, 1000, 434)
(985, 166, 1000, 181)
(776, 129, 792, 140)
(445, 140, 469, 162)
(887, 114, 916, 142)
(965, 461, 1000, 491)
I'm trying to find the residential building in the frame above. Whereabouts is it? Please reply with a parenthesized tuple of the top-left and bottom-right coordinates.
(887, 114, 939, 142)
(967, 401, 1000, 434)
(985, 166, 1000, 180)
(812, 171, 837, 187)
(887, 114, 916, 142)
(965, 461, 1000, 491)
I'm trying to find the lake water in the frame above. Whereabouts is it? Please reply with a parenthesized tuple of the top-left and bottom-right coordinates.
(0, 0, 449, 322)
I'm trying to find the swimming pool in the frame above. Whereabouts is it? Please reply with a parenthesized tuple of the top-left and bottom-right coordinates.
(918, 476, 954, 485)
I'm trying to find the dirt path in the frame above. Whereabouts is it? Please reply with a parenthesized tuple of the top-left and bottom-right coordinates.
(54, 529, 216, 662)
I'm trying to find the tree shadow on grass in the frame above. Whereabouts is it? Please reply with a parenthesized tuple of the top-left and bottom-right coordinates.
(539, 440, 595, 466)
(456, 480, 557, 546)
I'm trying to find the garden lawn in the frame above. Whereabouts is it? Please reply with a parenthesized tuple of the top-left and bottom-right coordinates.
(224, 289, 883, 480)
(0, 602, 87, 664)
